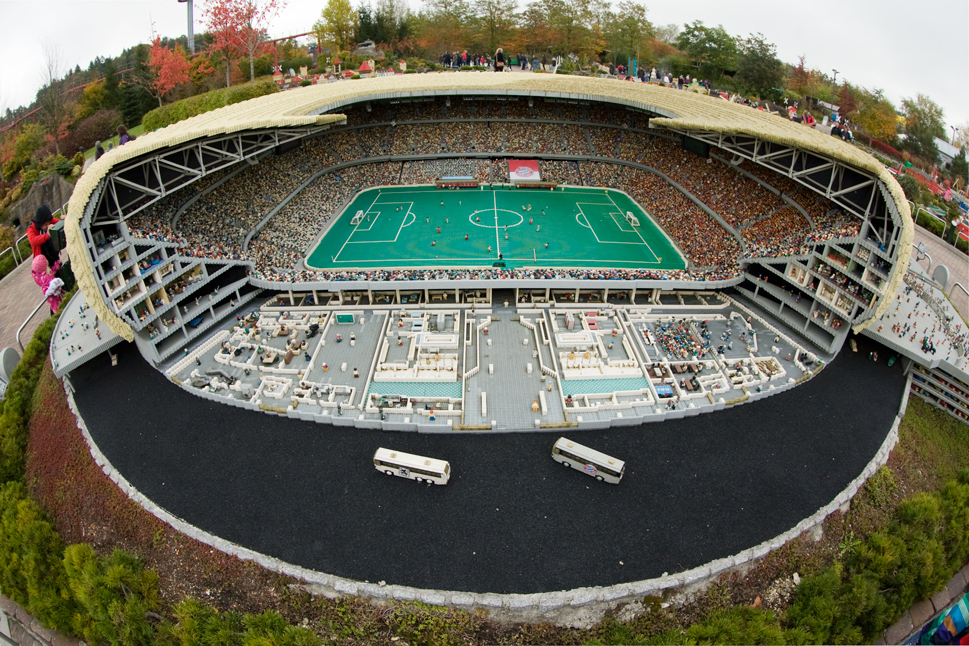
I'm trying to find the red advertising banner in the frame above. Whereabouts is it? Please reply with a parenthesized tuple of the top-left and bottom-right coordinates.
(508, 159, 541, 181)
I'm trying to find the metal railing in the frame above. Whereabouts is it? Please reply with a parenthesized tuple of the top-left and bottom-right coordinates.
(908, 200, 950, 240)
(13, 234, 27, 264)
(17, 298, 48, 351)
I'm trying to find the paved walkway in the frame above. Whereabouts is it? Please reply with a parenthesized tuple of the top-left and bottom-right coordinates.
(0, 260, 50, 353)
(913, 226, 968, 323)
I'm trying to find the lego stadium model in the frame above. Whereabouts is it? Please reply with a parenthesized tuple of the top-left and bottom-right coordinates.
(58, 73, 913, 433)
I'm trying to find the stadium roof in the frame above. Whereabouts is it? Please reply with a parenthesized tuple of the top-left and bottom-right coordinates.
(66, 72, 913, 342)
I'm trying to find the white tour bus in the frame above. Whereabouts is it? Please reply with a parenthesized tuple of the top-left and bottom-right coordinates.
(373, 448, 451, 485)
(551, 437, 625, 484)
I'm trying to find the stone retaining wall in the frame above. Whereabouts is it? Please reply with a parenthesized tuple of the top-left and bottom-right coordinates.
(0, 595, 79, 646)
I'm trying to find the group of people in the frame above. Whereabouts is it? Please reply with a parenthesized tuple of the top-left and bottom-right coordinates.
(440, 50, 553, 73)
(93, 125, 135, 161)
(26, 205, 65, 314)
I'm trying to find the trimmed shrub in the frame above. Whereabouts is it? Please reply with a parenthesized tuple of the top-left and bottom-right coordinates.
(141, 80, 279, 132)
(63, 544, 160, 646)
(0, 482, 78, 632)
(0, 316, 56, 483)
(897, 175, 920, 201)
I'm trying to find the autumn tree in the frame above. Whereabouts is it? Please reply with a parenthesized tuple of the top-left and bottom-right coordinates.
(675, 20, 736, 77)
(511, 2, 554, 55)
(852, 88, 898, 143)
(605, 0, 654, 64)
(734, 33, 784, 99)
(788, 54, 823, 96)
(954, 122, 969, 150)
(204, 0, 281, 85)
(316, 0, 358, 54)
(2, 123, 46, 178)
(836, 81, 858, 116)
(546, 0, 591, 57)
(234, 0, 284, 82)
(653, 23, 679, 44)
(900, 94, 946, 164)
(474, 0, 519, 54)
(204, 0, 244, 87)
(416, 0, 471, 55)
(147, 36, 193, 106)
(75, 79, 108, 122)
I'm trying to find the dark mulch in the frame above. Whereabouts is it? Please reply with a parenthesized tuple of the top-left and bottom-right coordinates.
(70, 333, 905, 594)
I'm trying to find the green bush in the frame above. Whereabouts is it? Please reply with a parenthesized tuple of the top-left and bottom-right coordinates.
(0, 316, 56, 483)
(0, 482, 77, 632)
(300, 79, 313, 87)
(404, 69, 417, 74)
(141, 80, 280, 132)
(786, 478, 969, 643)
(278, 56, 313, 74)
(54, 156, 75, 177)
(64, 544, 161, 646)
(897, 175, 920, 201)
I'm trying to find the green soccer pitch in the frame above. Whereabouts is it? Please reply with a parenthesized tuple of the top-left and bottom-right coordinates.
(304, 185, 686, 271)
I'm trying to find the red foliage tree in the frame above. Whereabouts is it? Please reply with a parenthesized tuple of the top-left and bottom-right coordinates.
(148, 36, 193, 105)
(836, 82, 858, 117)
(203, 0, 283, 85)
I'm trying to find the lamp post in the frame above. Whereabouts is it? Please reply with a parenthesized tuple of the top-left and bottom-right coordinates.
(832, 69, 839, 83)
(177, 0, 195, 54)
(951, 125, 959, 146)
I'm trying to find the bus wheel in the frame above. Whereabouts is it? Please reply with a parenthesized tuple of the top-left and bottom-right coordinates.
(385, 470, 394, 476)
(596, 476, 604, 482)
(562, 461, 570, 468)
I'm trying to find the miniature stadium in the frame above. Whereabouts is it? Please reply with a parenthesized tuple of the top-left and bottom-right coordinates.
(51, 73, 969, 618)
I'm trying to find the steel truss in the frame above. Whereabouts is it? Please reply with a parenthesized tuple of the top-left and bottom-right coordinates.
(662, 129, 901, 245)
(89, 126, 332, 226)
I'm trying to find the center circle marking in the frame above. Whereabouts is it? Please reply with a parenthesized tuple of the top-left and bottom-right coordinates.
(468, 209, 524, 229)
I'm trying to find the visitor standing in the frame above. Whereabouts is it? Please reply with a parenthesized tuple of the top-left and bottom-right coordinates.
(27, 205, 60, 269)
(31, 255, 64, 316)
(495, 48, 505, 72)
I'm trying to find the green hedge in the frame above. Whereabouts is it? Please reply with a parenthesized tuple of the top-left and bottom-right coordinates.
(784, 472, 969, 644)
(141, 80, 280, 132)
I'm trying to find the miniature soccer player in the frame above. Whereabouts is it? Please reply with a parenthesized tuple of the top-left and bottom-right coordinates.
(465, 234, 469, 240)
(545, 242, 549, 248)
(437, 227, 441, 233)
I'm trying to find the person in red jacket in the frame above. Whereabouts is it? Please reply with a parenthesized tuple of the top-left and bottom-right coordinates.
(27, 205, 60, 268)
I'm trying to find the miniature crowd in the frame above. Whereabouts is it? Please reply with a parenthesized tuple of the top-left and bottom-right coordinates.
(124, 100, 860, 286)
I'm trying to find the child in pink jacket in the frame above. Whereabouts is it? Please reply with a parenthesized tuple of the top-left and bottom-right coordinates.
(31, 255, 64, 315)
